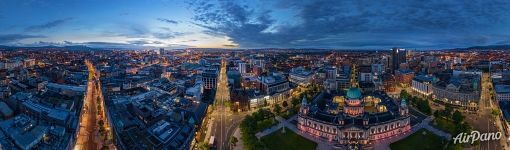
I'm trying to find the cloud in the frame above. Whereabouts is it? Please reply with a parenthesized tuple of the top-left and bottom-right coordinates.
(223, 44, 238, 47)
(180, 39, 198, 42)
(23, 40, 146, 49)
(79, 42, 145, 49)
(25, 17, 73, 32)
(166, 43, 194, 48)
(0, 34, 46, 44)
(128, 40, 152, 45)
(20, 39, 172, 49)
(102, 24, 188, 40)
(153, 33, 176, 39)
(189, 0, 510, 49)
(152, 41, 164, 44)
(128, 40, 166, 45)
(153, 31, 186, 39)
(157, 18, 178, 24)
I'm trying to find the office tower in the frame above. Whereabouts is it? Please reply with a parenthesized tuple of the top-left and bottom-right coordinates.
(238, 62, 247, 74)
(392, 47, 406, 74)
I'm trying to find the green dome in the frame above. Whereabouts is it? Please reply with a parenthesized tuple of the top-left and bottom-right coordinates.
(346, 87, 362, 99)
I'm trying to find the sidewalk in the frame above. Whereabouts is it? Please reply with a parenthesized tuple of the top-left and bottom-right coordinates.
(232, 127, 245, 150)
(495, 114, 510, 149)
(255, 116, 286, 138)
(423, 117, 451, 139)
(203, 117, 214, 143)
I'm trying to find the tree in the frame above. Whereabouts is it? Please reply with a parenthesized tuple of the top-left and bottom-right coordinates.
(282, 101, 289, 108)
(291, 98, 300, 107)
(454, 122, 471, 136)
(274, 104, 282, 114)
(99, 126, 106, 134)
(443, 105, 453, 119)
(422, 100, 432, 115)
(452, 110, 464, 124)
(98, 120, 104, 127)
(433, 110, 439, 118)
(97, 104, 102, 112)
(400, 90, 409, 100)
(230, 136, 238, 147)
(197, 141, 209, 150)
(415, 99, 431, 115)
(224, 101, 231, 108)
(492, 109, 501, 119)
(100, 146, 109, 150)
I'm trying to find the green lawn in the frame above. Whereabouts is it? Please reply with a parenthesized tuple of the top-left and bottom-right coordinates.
(261, 128, 317, 150)
(255, 118, 277, 132)
(430, 117, 456, 134)
(390, 129, 447, 150)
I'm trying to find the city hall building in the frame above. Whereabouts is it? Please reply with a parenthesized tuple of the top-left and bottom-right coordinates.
(297, 87, 411, 148)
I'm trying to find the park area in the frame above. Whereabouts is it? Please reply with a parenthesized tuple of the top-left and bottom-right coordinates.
(390, 129, 447, 150)
(261, 128, 317, 150)
(431, 117, 456, 134)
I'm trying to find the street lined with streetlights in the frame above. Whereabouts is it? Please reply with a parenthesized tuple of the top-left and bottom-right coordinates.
(75, 60, 114, 150)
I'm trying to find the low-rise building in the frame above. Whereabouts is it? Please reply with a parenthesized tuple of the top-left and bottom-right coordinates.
(411, 75, 435, 96)
(0, 115, 48, 150)
(395, 69, 414, 87)
(289, 67, 313, 86)
(432, 72, 480, 110)
(495, 84, 510, 102)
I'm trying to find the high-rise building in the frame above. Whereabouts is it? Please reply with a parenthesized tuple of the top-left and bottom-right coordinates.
(159, 48, 165, 55)
(250, 59, 265, 71)
(238, 62, 247, 74)
(371, 64, 384, 75)
(325, 67, 337, 80)
(391, 48, 406, 74)
(201, 68, 218, 89)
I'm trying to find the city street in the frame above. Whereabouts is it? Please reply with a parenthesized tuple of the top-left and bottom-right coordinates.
(75, 60, 114, 150)
(210, 59, 247, 150)
(464, 73, 502, 150)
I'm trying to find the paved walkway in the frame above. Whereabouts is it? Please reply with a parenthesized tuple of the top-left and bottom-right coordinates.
(423, 117, 451, 139)
(255, 116, 287, 138)
(232, 127, 245, 150)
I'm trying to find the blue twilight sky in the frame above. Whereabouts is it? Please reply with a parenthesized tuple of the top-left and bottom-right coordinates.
(1, 0, 510, 49)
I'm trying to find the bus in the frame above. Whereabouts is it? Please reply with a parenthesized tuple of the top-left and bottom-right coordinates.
(208, 136, 216, 148)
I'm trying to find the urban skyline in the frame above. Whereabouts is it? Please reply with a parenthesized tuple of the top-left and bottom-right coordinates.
(1, 1, 510, 150)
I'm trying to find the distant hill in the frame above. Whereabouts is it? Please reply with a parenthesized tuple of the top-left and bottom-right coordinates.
(460, 45, 510, 50)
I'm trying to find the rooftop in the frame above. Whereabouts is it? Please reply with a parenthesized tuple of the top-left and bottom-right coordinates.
(495, 84, 510, 94)
(0, 115, 48, 150)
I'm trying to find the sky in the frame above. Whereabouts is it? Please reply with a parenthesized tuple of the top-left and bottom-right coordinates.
(1, 0, 510, 49)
